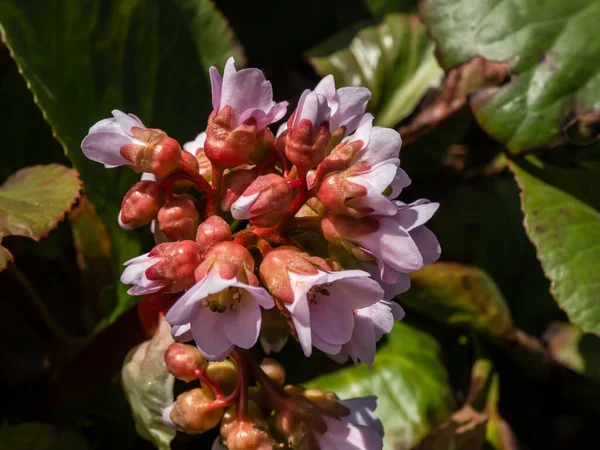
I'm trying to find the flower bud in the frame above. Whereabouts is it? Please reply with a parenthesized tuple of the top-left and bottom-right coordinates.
(164, 342, 207, 382)
(315, 172, 366, 217)
(320, 214, 379, 261)
(226, 421, 276, 450)
(195, 241, 257, 286)
(205, 106, 259, 168)
(206, 359, 238, 394)
(169, 387, 224, 434)
(157, 195, 200, 241)
(231, 174, 292, 228)
(260, 358, 285, 387)
(302, 389, 349, 418)
(121, 129, 182, 177)
(270, 409, 319, 450)
(196, 149, 213, 181)
(259, 247, 329, 304)
(196, 216, 232, 251)
(137, 293, 177, 336)
(249, 127, 276, 165)
(284, 90, 332, 173)
(119, 180, 165, 229)
(259, 308, 290, 355)
(221, 168, 257, 212)
(144, 240, 204, 292)
(221, 402, 264, 440)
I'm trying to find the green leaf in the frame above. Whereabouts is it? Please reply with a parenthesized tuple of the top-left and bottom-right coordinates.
(362, 0, 416, 15)
(400, 263, 513, 337)
(420, 0, 600, 153)
(509, 154, 600, 334)
(121, 316, 176, 450)
(307, 13, 443, 128)
(544, 322, 600, 381)
(305, 322, 455, 449)
(0, 164, 81, 272)
(0, 422, 91, 450)
(0, 0, 242, 323)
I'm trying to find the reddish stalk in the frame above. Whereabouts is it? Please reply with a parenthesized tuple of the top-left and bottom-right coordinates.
(177, 160, 218, 216)
(194, 367, 224, 398)
(230, 349, 249, 420)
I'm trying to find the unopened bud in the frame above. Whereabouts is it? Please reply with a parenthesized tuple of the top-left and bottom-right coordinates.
(145, 240, 203, 292)
(248, 127, 276, 165)
(260, 358, 285, 387)
(121, 129, 182, 177)
(221, 168, 257, 212)
(284, 92, 332, 173)
(206, 359, 238, 395)
(205, 106, 259, 168)
(231, 174, 292, 228)
(226, 421, 276, 450)
(181, 149, 200, 173)
(302, 389, 349, 418)
(315, 172, 366, 217)
(220, 402, 264, 440)
(196, 215, 232, 251)
(119, 180, 165, 229)
(157, 195, 200, 241)
(164, 342, 207, 382)
(169, 387, 224, 434)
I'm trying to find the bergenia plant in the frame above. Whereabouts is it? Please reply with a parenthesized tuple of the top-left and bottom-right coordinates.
(81, 57, 440, 449)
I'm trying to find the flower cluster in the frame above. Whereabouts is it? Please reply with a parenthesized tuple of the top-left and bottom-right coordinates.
(82, 57, 440, 449)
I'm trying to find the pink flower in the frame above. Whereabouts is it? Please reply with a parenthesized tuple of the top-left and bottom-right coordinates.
(330, 300, 405, 364)
(314, 396, 384, 450)
(166, 242, 275, 361)
(81, 110, 146, 168)
(322, 199, 441, 285)
(121, 253, 167, 296)
(315, 115, 410, 218)
(209, 57, 288, 131)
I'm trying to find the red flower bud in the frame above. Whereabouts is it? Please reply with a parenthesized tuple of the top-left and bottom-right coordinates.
(120, 128, 182, 177)
(221, 168, 257, 212)
(320, 213, 379, 261)
(119, 180, 165, 229)
(226, 421, 276, 450)
(169, 387, 224, 434)
(164, 342, 207, 382)
(145, 240, 204, 292)
(196, 149, 213, 182)
(204, 106, 259, 168)
(285, 117, 331, 174)
(196, 216, 232, 251)
(231, 174, 292, 228)
(157, 195, 200, 241)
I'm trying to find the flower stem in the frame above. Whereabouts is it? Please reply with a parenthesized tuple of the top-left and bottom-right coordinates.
(177, 160, 218, 216)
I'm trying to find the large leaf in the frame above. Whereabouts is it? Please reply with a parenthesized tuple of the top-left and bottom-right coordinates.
(0, 422, 91, 450)
(400, 263, 513, 337)
(420, 0, 600, 153)
(510, 154, 600, 334)
(305, 322, 455, 449)
(307, 13, 443, 128)
(0, 0, 242, 323)
(121, 316, 175, 450)
(0, 164, 81, 272)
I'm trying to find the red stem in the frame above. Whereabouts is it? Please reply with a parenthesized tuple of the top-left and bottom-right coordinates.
(194, 367, 224, 398)
(177, 160, 218, 216)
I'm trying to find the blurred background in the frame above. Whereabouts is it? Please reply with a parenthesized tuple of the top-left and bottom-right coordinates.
(1, 0, 599, 449)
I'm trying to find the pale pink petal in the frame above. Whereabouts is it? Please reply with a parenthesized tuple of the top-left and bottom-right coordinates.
(276, 122, 288, 137)
(312, 333, 343, 355)
(118, 211, 135, 230)
(112, 110, 144, 138)
(355, 126, 401, 166)
(222, 291, 262, 348)
(183, 132, 207, 155)
(341, 397, 383, 437)
(310, 292, 355, 345)
(120, 254, 166, 295)
(322, 273, 384, 310)
(209, 66, 223, 111)
(141, 172, 157, 181)
(411, 226, 441, 265)
(161, 403, 178, 429)
(172, 323, 193, 342)
(191, 306, 233, 361)
(360, 262, 411, 298)
(343, 114, 373, 149)
(346, 311, 376, 364)
(221, 69, 275, 119)
(293, 91, 330, 129)
(236, 284, 275, 309)
(314, 75, 337, 103)
(81, 132, 132, 167)
(317, 417, 383, 450)
(329, 348, 350, 364)
(387, 168, 411, 198)
(395, 200, 439, 230)
(286, 294, 312, 356)
(346, 160, 400, 217)
(230, 192, 260, 220)
(332, 87, 371, 133)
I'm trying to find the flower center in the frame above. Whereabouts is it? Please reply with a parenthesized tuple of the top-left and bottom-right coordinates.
(307, 282, 333, 305)
(203, 287, 243, 312)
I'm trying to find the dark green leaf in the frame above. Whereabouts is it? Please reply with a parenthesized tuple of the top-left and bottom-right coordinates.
(509, 154, 600, 334)
(0, 422, 91, 450)
(307, 13, 443, 128)
(0, 164, 81, 272)
(305, 322, 455, 449)
(0, 0, 242, 323)
(121, 316, 175, 449)
(420, 0, 600, 153)
(400, 262, 513, 337)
